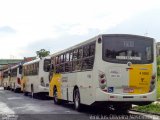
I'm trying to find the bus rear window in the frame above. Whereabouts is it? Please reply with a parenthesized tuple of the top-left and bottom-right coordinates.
(102, 36, 154, 64)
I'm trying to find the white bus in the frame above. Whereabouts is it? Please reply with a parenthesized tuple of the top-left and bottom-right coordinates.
(10, 64, 22, 92)
(2, 68, 10, 90)
(49, 34, 157, 111)
(21, 56, 51, 98)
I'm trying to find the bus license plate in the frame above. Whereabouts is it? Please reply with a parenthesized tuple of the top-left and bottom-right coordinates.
(123, 88, 134, 93)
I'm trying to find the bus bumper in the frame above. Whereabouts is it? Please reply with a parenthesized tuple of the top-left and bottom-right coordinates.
(95, 88, 157, 102)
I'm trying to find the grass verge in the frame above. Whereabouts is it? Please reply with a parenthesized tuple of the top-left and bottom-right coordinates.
(132, 77, 160, 114)
(157, 78, 160, 99)
(132, 103, 160, 114)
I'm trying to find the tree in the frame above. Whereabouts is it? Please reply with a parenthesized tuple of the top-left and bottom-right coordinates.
(157, 56, 160, 65)
(157, 57, 160, 76)
(36, 49, 50, 58)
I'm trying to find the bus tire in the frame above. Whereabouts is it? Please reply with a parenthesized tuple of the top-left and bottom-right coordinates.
(31, 84, 35, 98)
(7, 86, 10, 90)
(24, 91, 28, 96)
(53, 87, 61, 104)
(14, 88, 20, 93)
(73, 88, 82, 111)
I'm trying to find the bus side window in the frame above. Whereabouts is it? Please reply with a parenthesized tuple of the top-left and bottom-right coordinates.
(65, 52, 69, 72)
(72, 48, 83, 71)
(72, 49, 77, 71)
(70, 51, 73, 61)
(83, 45, 89, 57)
(28, 65, 30, 75)
(56, 56, 58, 64)
(24, 66, 26, 76)
(37, 62, 39, 75)
(61, 54, 64, 63)
(60, 54, 65, 72)
(27, 66, 29, 76)
(73, 49, 78, 60)
(31, 64, 34, 75)
(55, 56, 60, 73)
(32, 63, 35, 75)
(69, 51, 73, 72)
(19, 65, 22, 74)
(82, 43, 95, 70)
(23, 67, 25, 76)
(12, 68, 17, 77)
(32, 64, 34, 75)
(66, 52, 69, 62)
(90, 44, 95, 56)
(78, 48, 83, 59)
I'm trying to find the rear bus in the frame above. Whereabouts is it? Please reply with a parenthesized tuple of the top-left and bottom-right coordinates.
(94, 34, 156, 110)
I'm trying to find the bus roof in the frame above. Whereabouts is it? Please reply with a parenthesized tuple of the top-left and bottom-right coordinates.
(3, 68, 9, 72)
(10, 64, 19, 69)
(50, 34, 154, 57)
(23, 56, 51, 66)
(50, 35, 99, 57)
(101, 34, 154, 40)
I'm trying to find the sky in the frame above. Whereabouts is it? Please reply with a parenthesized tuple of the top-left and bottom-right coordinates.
(0, 0, 160, 59)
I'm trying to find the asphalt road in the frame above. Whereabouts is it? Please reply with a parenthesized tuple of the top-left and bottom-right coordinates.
(0, 87, 159, 120)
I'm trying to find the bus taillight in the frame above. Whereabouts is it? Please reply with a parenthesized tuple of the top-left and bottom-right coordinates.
(100, 79, 106, 84)
(149, 74, 156, 92)
(17, 78, 21, 85)
(152, 74, 156, 80)
(99, 71, 107, 89)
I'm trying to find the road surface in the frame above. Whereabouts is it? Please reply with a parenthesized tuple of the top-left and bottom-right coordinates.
(0, 87, 159, 120)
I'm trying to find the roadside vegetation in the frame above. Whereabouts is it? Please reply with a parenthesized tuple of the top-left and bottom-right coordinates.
(157, 77, 160, 99)
(157, 56, 160, 99)
(132, 79, 160, 114)
(132, 103, 160, 114)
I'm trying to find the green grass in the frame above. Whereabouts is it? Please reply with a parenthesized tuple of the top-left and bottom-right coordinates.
(157, 77, 160, 99)
(132, 103, 160, 114)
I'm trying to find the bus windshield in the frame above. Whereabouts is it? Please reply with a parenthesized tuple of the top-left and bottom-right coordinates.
(102, 36, 153, 64)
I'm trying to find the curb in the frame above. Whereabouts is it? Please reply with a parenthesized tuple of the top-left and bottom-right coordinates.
(130, 109, 160, 116)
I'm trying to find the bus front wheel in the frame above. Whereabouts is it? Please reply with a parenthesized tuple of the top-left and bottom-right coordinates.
(53, 87, 61, 104)
(31, 84, 35, 98)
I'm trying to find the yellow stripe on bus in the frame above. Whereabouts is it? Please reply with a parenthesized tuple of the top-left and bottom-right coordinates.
(49, 73, 62, 99)
(21, 76, 27, 92)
